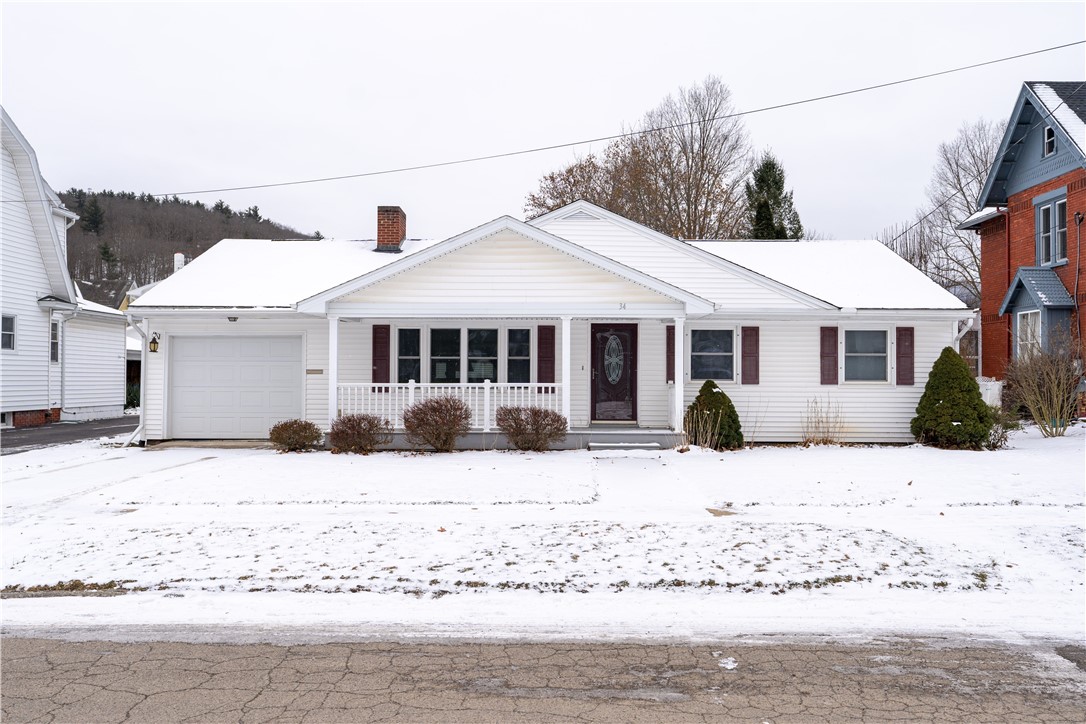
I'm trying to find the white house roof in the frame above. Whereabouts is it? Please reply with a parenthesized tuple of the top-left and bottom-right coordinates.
(131, 238, 441, 309)
(688, 240, 968, 310)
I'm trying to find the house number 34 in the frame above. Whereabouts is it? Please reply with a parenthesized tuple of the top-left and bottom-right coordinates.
(618, 303, 626, 310)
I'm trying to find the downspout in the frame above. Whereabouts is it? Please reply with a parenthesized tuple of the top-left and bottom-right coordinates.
(124, 314, 147, 447)
(1075, 211, 1083, 355)
(1000, 207, 1012, 371)
(55, 308, 79, 417)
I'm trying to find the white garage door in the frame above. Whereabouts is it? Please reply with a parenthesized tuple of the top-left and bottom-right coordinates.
(169, 336, 304, 439)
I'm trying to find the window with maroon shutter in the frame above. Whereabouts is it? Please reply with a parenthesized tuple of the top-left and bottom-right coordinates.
(537, 325, 555, 384)
(820, 327, 838, 385)
(372, 324, 390, 384)
(741, 327, 760, 384)
(896, 327, 915, 385)
(665, 325, 675, 383)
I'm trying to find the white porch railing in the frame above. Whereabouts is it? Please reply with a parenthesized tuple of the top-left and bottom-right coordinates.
(337, 381, 562, 431)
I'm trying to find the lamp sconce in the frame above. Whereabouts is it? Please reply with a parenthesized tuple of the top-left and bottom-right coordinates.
(148, 332, 160, 353)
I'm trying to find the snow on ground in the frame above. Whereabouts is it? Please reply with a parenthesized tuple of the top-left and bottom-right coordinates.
(1, 426, 1083, 643)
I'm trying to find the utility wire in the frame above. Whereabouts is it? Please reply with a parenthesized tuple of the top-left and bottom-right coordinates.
(885, 79, 1086, 246)
(148, 40, 1082, 198)
(4, 39, 1081, 204)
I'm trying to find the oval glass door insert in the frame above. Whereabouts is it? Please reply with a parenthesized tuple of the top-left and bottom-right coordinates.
(604, 335, 623, 384)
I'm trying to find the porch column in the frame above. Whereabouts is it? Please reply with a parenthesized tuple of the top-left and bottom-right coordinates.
(673, 316, 685, 432)
(327, 316, 339, 427)
(561, 316, 572, 429)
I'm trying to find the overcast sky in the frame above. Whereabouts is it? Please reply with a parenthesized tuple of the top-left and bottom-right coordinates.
(3, 2, 1083, 242)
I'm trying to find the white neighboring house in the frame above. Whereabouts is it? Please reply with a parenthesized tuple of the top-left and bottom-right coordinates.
(1, 108, 127, 428)
(127, 203, 972, 446)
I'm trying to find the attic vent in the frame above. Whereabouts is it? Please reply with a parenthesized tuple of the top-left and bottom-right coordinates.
(564, 210, 600, 221)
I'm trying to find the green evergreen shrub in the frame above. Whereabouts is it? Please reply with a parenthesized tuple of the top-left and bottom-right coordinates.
(269, 419, 324, 452)
(496, 406, 568, 451)
(910, 347, 993, 450)
(684, 379, 743, 450)
(329, 414, 392, 454)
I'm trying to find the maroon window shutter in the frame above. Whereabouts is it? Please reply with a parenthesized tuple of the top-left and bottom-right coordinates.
(896, 327, 915, 385)
(820, 327, 838, 385)
(665, 325, 675, 383)
(372, 324, 390, 384)
(741, 327, 760, 384)
(537, 325, 555, 384)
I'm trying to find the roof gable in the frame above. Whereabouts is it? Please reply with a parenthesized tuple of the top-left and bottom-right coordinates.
(530, 201, 832, 310)
(977, 82, 1086, 209)
(298, 216, 714, 315)
(1, 108, 76, 302)
(998, 267, 1074, 316)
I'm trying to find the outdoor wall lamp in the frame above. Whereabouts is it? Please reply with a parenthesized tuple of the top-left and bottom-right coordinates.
(228, 316, 238, 322)
(148, 332, 160, 353)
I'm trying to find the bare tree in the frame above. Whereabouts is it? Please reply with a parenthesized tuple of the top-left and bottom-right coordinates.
(525, 76, 753, 239)
(880, 119, 1007, 307)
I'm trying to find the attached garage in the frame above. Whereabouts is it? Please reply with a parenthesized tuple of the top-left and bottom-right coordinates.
(169, 336, 304, 439)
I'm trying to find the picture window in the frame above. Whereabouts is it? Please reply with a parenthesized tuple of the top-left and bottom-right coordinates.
(690, 329, 733, 380)
(844, 330, 887, 382)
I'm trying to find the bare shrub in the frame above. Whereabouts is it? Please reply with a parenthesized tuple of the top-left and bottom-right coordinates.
(402, 396, 472, 452)
(269, 419, 323, 452)
(1003, 329, 1083, 437)
(801, 397, 844, 446)
(683, 406, 724, 449)
(984, 405, 1022, 451)
(329, 414, 392, 454)
(495, 406, 568, 452)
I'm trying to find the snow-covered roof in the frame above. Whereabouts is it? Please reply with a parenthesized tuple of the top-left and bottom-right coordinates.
(1028, 81, 1086, 157)
(131, 238, 441, 309)
(998, 267, 1074, 316)
(688, 240, 968, 310)
(957, 206, 1002, 231)
(75, 290, 125, 317)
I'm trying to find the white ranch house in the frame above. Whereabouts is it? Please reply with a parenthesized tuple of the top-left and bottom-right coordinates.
(127, 202, 971, 446)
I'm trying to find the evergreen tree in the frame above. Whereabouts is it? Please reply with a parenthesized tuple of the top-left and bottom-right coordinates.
(244, 205, 262, 222)
(685, 379, 744, 450)
(744, 152, 803, 239)
(212, 200, 233, 217)
(313, 230, 324, 240)
(910, 347, 992, 449)
(80, 196, 105, 234)
(98, 241, 118, 277)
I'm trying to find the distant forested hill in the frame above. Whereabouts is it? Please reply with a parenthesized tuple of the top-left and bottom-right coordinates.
(60, 189, 318, 297)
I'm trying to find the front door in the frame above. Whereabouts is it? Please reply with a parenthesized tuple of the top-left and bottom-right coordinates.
(591, 324, 637, 422)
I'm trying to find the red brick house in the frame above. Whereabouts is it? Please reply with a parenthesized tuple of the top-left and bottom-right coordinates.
(960, 81, 1085, 381)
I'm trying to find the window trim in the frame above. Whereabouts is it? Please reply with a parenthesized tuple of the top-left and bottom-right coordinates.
(1, 315, 15, 351)
(50, 321, 60, 363)
(1035, 194, 1068, 266)
(396, 324, 535, 384)
(842, 328, 890, 384)
(395, 327, 421, 384)
(1042, 125, 1057, 157)
(688, 326, 736, 382)
(1016, 309, 1041, 359)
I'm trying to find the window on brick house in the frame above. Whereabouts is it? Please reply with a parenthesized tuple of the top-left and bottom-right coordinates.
(1037, 197, 1068, 265)
(1017, 310, 1041, 359)
(1043, 126, 1057, 157)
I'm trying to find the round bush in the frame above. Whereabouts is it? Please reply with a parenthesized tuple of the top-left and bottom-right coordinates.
(329, 414, 392, 454)
(269, 419, 323, 452)
(402, 396, 472, 452)
(910, 347, 993, 450)
(496, 406, 568, 451)
(684, 379, 743, 450)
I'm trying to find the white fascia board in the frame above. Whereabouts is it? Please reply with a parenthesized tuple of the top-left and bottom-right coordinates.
(698, 308, 973, 322)
(326, 302, 687, 319)
(1, 109, 77, 302)
(124, 307, 297, 319)
(530, 200, 834, 310)
(296, 215, 715, 315)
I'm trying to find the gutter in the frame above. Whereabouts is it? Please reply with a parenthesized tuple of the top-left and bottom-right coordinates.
(124, 313, 147, 447)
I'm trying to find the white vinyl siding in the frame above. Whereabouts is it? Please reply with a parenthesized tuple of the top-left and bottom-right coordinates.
(1, 146, 54, 412)
(679, 318, 953, 443)
(61, 315, 126, 414)
(332, 231, 681, 317)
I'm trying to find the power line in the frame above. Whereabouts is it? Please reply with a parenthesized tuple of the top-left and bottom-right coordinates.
(4, 39, 1081, 205)
(885, 80, 1086, 246)
(148, 40, 1081, 198)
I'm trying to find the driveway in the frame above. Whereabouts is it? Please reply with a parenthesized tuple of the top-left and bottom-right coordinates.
(0, 416, 138, 456)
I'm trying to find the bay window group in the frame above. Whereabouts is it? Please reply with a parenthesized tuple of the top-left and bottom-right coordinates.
(395, 327, 533, 384)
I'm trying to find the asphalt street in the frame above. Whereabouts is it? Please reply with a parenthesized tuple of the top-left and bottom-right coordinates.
(0, 416, 138, 456)
(3, 635, 1085, 722)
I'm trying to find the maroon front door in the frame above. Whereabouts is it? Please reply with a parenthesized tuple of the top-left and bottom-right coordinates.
(591, 324, 637, 422)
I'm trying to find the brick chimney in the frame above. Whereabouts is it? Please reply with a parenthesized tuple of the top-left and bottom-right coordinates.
(376, 206, 406, 253)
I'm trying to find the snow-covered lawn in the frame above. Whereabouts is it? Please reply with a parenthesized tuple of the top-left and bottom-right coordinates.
(2, 426, 1083, 643)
